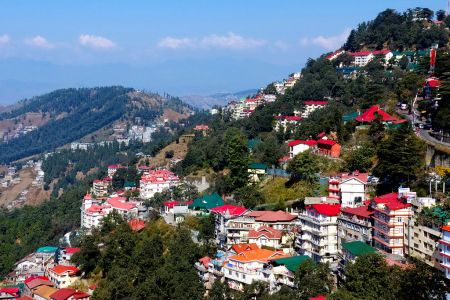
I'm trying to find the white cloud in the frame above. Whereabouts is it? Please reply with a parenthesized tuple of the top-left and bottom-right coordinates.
(25, 35, 54, 49)
(0, 34, 10, 45)
(157, 32, 266, 50)
(300, 29, 351, 50)
(79, 34, 116, 49)
(200, 32, 266, 49)
(157, 37, 194, 49)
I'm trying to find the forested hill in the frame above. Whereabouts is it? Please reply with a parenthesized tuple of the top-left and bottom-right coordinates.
(0, 87, 193, 163)
(344, 7, 448, 51)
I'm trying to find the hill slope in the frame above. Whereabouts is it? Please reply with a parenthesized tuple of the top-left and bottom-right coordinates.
(0, 87, 193, 163)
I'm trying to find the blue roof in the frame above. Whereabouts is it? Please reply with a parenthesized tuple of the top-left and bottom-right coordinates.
(36, 246, 58, 253)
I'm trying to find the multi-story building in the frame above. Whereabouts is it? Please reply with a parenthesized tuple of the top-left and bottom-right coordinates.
(47, 265, 80, 288)
(338, 202, 374, 245)
(328, 171, 369, 207)
(210, 205, 248, 248)
(139, 169, 179, 199)
(224, 210, 298, 249)
(404, 197, 442, 269)
(288, 140, 317, 158)
(350, 51, 374, 66)
(223, 248, 286, 291)
(296, 204, 340, 264)
(439, 225, 450, 297)
(274, 115, 302, 132)
(301, 101, 328, 118)
(92, 178, 111, 197)
(107, 164, 123, 177)
(372, 192, 412, 256)
(247, 226, 283, 250)
(81, 194, 139, 231)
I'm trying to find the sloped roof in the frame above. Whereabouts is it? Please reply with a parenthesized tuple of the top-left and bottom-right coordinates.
(26, 278, 55, 290)
(249, 163, 268, 170)
(190, 193, 224, 210)
(210, 205, 247, 217)
(128, 219, 146, 232)
(271, 255, 311, 272)
(33, 285, 58, 300)
(288, 140, 318, 147)
(63, 247, 80, 254)
(36, 246, 58, 253)
(373, 192, 398, 203)
(355, 105, 397, 122)
(304, 100, 328, 105)
(229, 249, 287, 263)
(308, 204, 341, 216)
(342, 241, 376, 257)
(317, 139, 336, 146)
(341, 204, 373, 218)
(248, 226, 282, 239)
(49, 265, 79, 275)
(107, 197, 136, 210)
(246, 210, 297, 222)
(230, 243, 260, 254)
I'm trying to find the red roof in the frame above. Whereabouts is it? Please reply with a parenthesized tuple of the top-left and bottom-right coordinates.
(108, 164, 122, 169)
(25, 275, 49, 284)
(0, 287, 19, 296)
(425, 78, 441, 88)
(304, 100, 328, 105)
(373, 192, 398, 204)
(25, 278, 55, 289)
(373, 192, 410, 210)
(64, 247, 80, 254)
(194, 124, 210, 131)
(246, 210, 297, 222)
(341, 204, 373, 218)
(275, 115, 302, 121)
(50, 288, 90, 300)
(210, 205, 247, 217)
(230, 243, 260, 254)
(107, 197, 136, 211)
(350, 51, 372, 56)
(317, 139, 336, 146)
(373, 49, 391, 55)
(309, 204, 341, 217)
(442, 226, 450, 232)
(288, 139, 318, 147)
(278, 156, 291, 162)
(248, 226, 282, 239)
(128, 219, 146, 232)
(310, 296, 327, 300)
(49, 265, 79, 276)
(17, 297, 33, 300)
(199, 256, 211, 268)
(83, 193, 92, 201)
(163, 200, 193, 208)
(355, 105, 397, 123)
(317, 132, 326, 138)
(341, 171, 369, 183)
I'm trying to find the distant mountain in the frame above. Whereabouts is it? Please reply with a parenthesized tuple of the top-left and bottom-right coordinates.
(0, 87, 193, 163)
(180, 88, 259, 109)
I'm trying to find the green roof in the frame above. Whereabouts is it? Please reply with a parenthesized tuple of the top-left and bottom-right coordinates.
(124, 181, 136, 188)
(342, 241, 376, 257)
(247, 139, 262, 151)
(342, 111, 360, 122)
(36, 246, 58, 253)
(248, 163, 268, 170)
(189, 192, 224, 210)
(272, 255, 311, 272)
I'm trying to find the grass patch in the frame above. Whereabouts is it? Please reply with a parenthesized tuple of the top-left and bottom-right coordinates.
(261, 177, 314, 204)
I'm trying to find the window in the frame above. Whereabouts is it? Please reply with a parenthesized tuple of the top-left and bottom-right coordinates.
(397, 217, 402, 222)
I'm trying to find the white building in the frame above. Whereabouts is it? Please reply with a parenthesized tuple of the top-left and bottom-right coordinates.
(350, 51, 374, 67)
(301, 101, 328, 118)
(296, 203, 340, 264)
(274, 115, 302, 132)
(47, 265, 80, 288)
(223, 248, 286, 291)
(139, 169, 179, 199)
(328, 171, 369, 208)
(107, 164, 123, 178)
(288, 140, 318, 158)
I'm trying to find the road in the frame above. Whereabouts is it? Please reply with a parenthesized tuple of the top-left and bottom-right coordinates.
(396, 103, 450, 149)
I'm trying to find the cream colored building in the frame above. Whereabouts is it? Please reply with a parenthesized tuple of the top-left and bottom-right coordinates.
(296, 204, 340, 264)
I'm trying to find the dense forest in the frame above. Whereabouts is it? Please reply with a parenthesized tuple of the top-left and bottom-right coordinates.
(344, 7, 449, 51)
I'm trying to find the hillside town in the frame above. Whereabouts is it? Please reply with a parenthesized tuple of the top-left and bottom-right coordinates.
(0, 4, 450, 300)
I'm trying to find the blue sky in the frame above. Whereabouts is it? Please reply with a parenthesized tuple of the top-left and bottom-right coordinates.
(0, 0, 444, 103)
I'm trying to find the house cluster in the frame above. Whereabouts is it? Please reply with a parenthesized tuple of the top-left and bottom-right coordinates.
(273, 100, 329, 133)
(287, 133, 341, 160)
(327, 48, 430, 71)
(273, 72, 301, 95)
(3, 246, 93, 300)
(191, 170, 450, 295)
(227, 93, 274, 120)
(0, 124, 37, 142)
